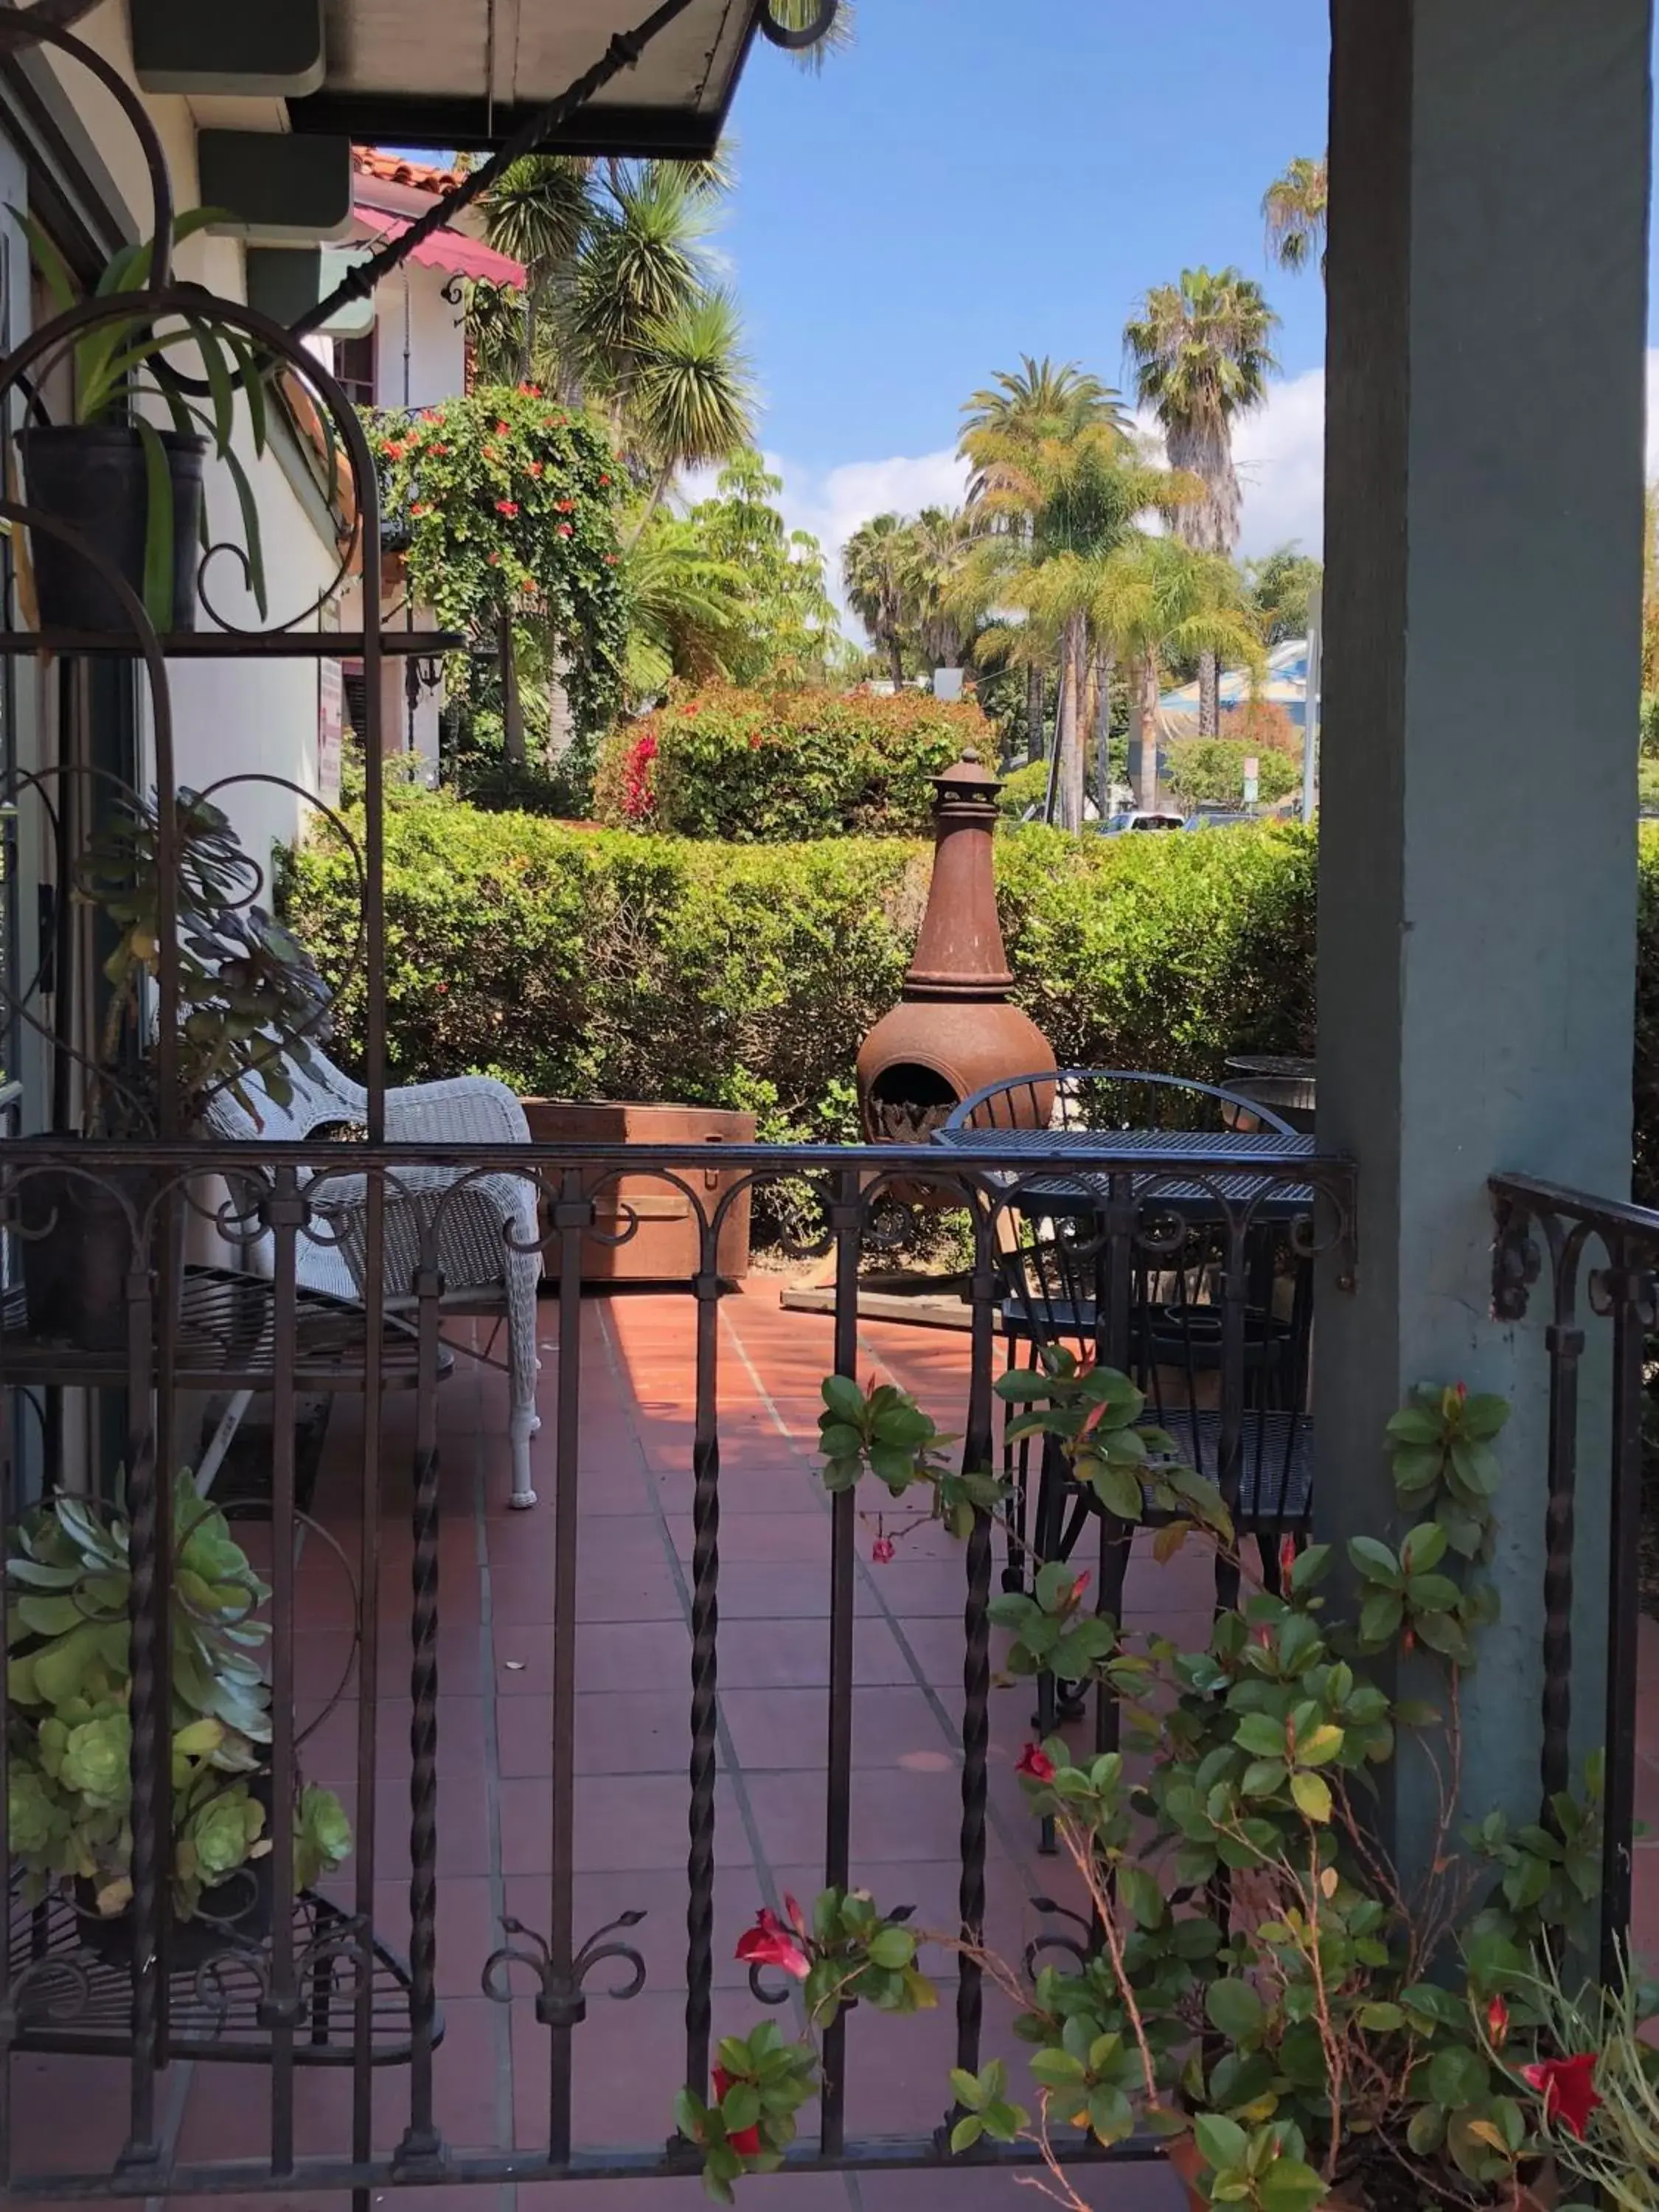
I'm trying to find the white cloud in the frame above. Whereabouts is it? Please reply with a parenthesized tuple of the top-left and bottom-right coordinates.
(1232, 368, 1326, 560)
(765, 447, 971, 632)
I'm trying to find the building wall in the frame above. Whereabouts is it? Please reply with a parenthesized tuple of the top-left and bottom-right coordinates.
(30, 1, 343, 876)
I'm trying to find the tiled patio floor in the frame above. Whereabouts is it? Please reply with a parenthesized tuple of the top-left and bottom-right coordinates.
(12, 1278, 1659, 2212)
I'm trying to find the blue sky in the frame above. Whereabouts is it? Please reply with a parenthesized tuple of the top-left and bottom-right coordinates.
(709, 0, 1659, 608)
(723, 0, 1330, 470)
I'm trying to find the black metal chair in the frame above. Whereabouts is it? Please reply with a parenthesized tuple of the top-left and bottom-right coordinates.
(942, 1069, 1316, 1610)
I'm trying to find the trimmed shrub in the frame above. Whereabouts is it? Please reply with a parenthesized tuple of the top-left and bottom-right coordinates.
(995, 759, 1051, 820)
(1164, 737, 1302, 813)
(284, 801, 1659, 1201)
(591, 685, 992, 841)
(282, 794, 1315, 1119)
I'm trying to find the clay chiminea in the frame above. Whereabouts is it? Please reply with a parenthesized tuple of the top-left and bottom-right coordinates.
(856, 751, 1057, 1141)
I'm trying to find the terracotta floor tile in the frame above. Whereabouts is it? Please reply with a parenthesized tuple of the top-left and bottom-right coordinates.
(715, 1617, 916, 1689)
(566, 1619, 695, 1694)
(663, 1512, 832, 1565)
(499, 1774, 751, 1874)
(720, 1685, 953, 1771)
(742, 1768, 1011, 1867)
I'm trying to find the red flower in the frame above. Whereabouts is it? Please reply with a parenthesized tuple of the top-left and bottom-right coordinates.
(381, 439, 406, 460)
(435, 981, 449, 995)
(408, 502, 428, 518)
(1455, 1381, 1468, 1402)
(783, 1894, 808, 1935)
(734, 1907, 810, 1981)
(495, 420, 512, 435)
(748, 730, 763, 749)
(1062, 1571, 1090, 1611)
(495, 499, 520, 517)
(487, 551, 501, 566)
(871, 1535, 895, 1565)
(711, 2065, 762, 2157)
(1279, 1534, 1298, 1589)
(555, 498, 576, 512)
(1522, 2053, 1603, 2140)
(1486, 1994, 1509, 2047)
(527, 462, 544, 477)
(1015, 1743, 1055, 1784)
(518, 382, 542, 397)
(557, 522, 573, 538)
(430, 443, 450, 456)
(604, 553, 618, 565)
(598, 472, 611, 485)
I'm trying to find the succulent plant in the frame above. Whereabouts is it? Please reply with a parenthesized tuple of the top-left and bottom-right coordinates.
(5, 1475, 349, 1928)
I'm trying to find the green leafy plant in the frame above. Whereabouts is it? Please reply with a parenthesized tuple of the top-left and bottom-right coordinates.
(591, 684, 993, 840)
(75, 785, 330, 1135)
(16, 205, 273, 627)
(6, 1476, 349, 1923)
(1495, 1947, 1659, 2211)
(673, 2020, 819, 2203)
(372, 384, 627, 749)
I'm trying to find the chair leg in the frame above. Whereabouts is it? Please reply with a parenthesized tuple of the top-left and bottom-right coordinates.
(508, 1299, 541, 1511)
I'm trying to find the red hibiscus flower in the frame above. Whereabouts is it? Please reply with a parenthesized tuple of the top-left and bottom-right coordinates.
(871, 1535, 895, 1565)
(495, 420, 512, 435)
(555, 498, 576, 512)
(711, 2065, 762, 2157)
(734, 1907, 810, 1980)
(1015, 1743, 1055, 1783)
(1485, 1994, 1509, 2047)
(1522, 2053, 1603, 2140)
(495, 499, 519, 516)
(599, 472, 611, 484)
(557, 522, 573, 537)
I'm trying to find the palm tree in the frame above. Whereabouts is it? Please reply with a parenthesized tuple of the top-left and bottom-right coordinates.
(1093, 536, 1265, 813)
(1263, 155, 1328, 279)
(843, 513, 914, 686)
(963, 425, 1194, 829)
(1124, 268, 1279, 733)
(621, 509, 748, 696)
(959, 358, 1129, 759)
(902, 507, 970, 670)
(624, 289, 754, 538)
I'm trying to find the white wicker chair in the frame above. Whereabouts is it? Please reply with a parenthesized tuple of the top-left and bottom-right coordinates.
(204, 1051, 545, 1507)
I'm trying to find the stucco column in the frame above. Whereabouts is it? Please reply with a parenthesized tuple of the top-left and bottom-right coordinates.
(1315, 0, 1651, 1853)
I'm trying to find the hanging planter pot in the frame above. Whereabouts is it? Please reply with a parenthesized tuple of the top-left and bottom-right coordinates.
(74, 1778, 276, 1976)
(21, 425, 204, 635)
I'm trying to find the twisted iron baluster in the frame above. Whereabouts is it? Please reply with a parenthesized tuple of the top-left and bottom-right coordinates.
(820, 1170, 863, 2157)
(684, 1194, 723, 2124)
(396, 1254, 446, 2170)
(120, 1196, 164, 2168)
(951, 1202, 998, 2117)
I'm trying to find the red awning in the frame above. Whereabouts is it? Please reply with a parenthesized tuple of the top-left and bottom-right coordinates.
(352, 202, 524, 287)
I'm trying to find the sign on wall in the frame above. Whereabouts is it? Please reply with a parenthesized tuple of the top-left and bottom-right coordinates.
(318, 659, 343, 808)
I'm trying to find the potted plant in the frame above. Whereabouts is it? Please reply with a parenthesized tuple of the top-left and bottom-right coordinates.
(13, 206, 271, 633)
(5, 1472, 350, 1969)
(18, 784, 331, 1349)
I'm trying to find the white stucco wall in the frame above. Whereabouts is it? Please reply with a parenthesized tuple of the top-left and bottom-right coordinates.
(35, 2, 344, 879)
(367, 259, 467, 414)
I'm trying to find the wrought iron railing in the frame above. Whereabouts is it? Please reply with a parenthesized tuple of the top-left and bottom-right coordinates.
(0, 1134, 1351, 2195)
(1490, 1172, 1659, 1983)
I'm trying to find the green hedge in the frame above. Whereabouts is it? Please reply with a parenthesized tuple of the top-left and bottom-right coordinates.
(589, 686, 993, 841)
(285, 802, 1659, 1193)
(282, 793, 1318, 1128)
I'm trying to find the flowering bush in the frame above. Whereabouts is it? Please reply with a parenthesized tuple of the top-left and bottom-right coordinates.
(590, 684, 993, 840)
(370, 383, 627, 742)
(674, 1367, 1610, 2208)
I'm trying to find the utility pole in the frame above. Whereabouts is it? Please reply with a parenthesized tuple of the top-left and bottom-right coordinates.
(1301, 584, 1323, 823)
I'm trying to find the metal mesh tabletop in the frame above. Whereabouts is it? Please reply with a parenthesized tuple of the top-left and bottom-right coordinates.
(928, 1126, 1321, 1213)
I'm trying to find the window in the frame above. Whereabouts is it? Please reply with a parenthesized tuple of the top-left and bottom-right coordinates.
(334, 329, 377, 408)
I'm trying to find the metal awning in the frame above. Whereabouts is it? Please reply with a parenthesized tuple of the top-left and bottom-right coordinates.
(289, 0, 787, 155)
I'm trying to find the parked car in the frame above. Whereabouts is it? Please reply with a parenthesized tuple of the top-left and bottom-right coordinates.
(1094, 810, 1185, 834)
(1183, 808, 1259, 830)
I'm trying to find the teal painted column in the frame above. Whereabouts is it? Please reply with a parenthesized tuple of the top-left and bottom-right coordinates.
(1315, 0, 1651, 1857)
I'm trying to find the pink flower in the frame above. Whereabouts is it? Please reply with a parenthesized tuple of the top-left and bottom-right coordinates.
(557, 522, 573, 537)
(711, 2065, 762, 2156)
(1522, 2053, 1602, 2140)
(872, 1536, 895, 1565)
(1015, 1743, 1055, 1783)
(734, 1907, 810, 1980)
(495, 499, 519, 517)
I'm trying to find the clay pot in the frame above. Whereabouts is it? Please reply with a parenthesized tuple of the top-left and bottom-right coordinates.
(1164, 2132, 1555, 2212)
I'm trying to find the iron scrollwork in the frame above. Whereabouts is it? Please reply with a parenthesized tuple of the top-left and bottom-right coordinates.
(481, 1911, 647, 2028)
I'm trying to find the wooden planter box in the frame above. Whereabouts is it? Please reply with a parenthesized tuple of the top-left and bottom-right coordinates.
(520, 1100, 756, 1284)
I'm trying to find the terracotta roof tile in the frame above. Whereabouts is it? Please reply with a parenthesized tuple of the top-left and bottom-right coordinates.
(352, 147, 466, 197)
